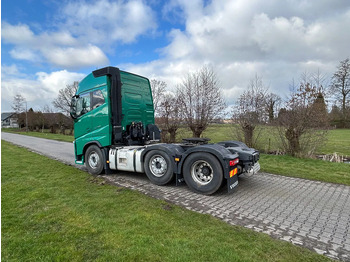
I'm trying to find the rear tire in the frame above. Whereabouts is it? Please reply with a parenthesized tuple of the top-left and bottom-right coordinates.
(183, 152, 223, 195)
(85, 145, 104, 175)
(144, 150, 174, 185)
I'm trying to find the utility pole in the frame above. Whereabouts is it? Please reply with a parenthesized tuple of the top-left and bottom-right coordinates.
(25, 99, 28, 132)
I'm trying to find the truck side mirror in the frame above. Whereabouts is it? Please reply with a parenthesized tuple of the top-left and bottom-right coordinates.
(70, 96, 78, 119)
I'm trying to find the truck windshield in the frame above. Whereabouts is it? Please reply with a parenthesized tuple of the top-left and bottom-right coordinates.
(70, 93, 91, 119)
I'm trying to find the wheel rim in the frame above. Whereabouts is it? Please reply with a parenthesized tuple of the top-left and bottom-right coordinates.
(149, 155, 168, 177)
(88, 151, 100, 169)
(190, 160, 213, 185)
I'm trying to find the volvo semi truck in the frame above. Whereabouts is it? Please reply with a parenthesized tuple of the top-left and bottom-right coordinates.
(70, 66, 260, 195)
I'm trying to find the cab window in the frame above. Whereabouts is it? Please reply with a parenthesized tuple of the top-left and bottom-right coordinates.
(92, 90, 105, 110)
(76, 92, 91, 117)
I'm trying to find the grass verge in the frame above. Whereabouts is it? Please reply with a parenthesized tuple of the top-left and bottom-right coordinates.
(2, 141, 331, 262)
(260, 154, 350, 186)
(1, 128, 74, 143)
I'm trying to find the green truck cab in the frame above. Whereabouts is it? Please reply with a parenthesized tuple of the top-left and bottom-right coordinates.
(71, 67, 158, 163)
(70, 66, 260, 195)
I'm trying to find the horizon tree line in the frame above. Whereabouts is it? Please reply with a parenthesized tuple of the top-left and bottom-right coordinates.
(11, 58, 350, 157)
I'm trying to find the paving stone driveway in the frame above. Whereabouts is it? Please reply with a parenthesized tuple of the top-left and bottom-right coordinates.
(2, 132, 350, 261)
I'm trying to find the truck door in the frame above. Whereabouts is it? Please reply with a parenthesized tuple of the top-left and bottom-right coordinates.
(73, 92, 92, 154)
(90, 89, 111, 146)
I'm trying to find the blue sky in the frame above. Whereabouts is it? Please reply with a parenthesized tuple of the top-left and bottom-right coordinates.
(2, 0, 172, 73)
(2, 0, 350, 112)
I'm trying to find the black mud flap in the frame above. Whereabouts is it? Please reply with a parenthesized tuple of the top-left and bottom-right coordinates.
(102, 148, 112, 175)
(227, 173, 239, 193)
(176, 173, 186, 186)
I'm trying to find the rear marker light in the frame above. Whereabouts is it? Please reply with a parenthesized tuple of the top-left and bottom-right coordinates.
(230, 168, 238, 177)
(229, 158, 239, 166)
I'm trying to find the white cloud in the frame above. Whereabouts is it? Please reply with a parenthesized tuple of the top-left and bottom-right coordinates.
(2, 0, 350, 111)
(2, 0, 157, 68)
(1, 23, 35, 45)
(251, 11, 350, 61)
(2, 69, 85, 112)
(61, 0, 157, 44)
(1, 64, 23, 78)
(2, 22, 109, 68)
(131, 1, 350, 106)
(36, 70, 86, 94)
(9, 48, 40, 62)
(43, 45, 108, 68)
(162, 29, 193, 59)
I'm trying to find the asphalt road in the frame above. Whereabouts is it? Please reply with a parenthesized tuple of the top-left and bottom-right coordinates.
(2, 132, 350, 261)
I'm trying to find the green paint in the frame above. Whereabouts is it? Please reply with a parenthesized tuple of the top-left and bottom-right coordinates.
(71, 69, 154, 161)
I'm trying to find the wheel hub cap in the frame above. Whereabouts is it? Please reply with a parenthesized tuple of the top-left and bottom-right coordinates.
(191, 161, 213, 185)
(89, 152, 99, 169)
(150, 155, 168, 177)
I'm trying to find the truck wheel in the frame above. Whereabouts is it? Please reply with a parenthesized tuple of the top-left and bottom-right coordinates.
(183, 152, 223, 195)
(85, 145, 104, 175)
(144, 150, 174, 185)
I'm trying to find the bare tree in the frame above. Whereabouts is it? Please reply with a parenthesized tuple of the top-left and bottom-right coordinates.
(53, 81, 79, 115)
(277, 74, 329, 157)
(52, 82, 78, 134)
(157, 92, 182, 143)
(329, 104, 343, 127)
(312, 69, 329, 95)
(41, 105, 57, 133)
(265, 92, 281, 123)
(12, 94, 27, 131)
(150, 79, 166, 117)
(233, 74, 268, 147)
(27, 108, 36, 131)
(330, 58, 350, 127)
(36, 107, 46, 132)
(177, 65, 225, 138)
(12, 94, 26, 114)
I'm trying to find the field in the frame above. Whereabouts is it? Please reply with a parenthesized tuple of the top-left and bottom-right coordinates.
(260, 154, 350, 185)
(318, 128, 350, 155)
(1, 141, 331, 261)
(3, 126, 350, 186)
(4, 125, 350, 155)
(177, 124, 350, 156)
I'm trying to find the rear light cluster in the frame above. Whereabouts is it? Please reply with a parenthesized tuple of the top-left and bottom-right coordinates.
(229, 158, 239, 166)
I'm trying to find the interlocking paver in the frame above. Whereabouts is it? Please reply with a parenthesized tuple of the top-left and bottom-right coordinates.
(100, 173, 350, 261)
(103, 173, 350, 262)
(2, 132, 350, 262)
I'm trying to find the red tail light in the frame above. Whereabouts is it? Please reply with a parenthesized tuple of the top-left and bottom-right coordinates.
(229, 158, 239, 166)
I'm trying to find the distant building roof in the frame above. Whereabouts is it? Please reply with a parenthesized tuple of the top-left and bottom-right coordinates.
(1, 112, 17, 121)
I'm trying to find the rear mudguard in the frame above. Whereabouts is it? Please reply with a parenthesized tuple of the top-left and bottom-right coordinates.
(178, 144, 240, 193)
(141, 144, 185, 177)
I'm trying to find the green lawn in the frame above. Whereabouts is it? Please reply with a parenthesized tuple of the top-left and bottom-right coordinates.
(177, 125, 350, 156)
(318, 129, 350, 155)
(260, 154, 350, 185)
(2, 141, 331, 262)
